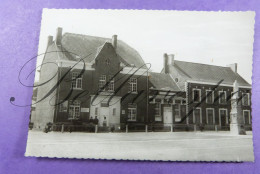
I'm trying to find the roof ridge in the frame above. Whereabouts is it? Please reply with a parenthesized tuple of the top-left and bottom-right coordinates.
(63, 32, 111, 40)
(175, 60, 232, 69)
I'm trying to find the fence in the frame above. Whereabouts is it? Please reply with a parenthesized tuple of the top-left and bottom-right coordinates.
(50, 123, 237, 133)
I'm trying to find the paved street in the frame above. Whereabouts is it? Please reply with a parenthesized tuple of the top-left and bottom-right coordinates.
(25, 131, 254, 162)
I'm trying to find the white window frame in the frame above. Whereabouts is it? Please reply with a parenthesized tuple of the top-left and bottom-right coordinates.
(71, 72, 82, 89)
(68, 100, 81, 120)
(206, 108, 215, 125)
(99, 75, 106, 90)
(243, 110, 251, 124)
(206, 90, 214, 104)
(107, 75, 114, 92)
(219, 108, 228, 126)
(192, 89, 201, 103)
(129, 78, 137, 93)
(193, 107, 202, 124)
(128, 104, 137, 121)
(218, 91, 227, 104)
(242, 93, 250, 106)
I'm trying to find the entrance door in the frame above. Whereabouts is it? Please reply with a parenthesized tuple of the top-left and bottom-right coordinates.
(99, 107, 109, 127)
(220, 109, 228, 126)
(163, 107, 173, 126)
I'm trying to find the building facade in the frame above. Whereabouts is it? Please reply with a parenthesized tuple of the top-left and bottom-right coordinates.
(32, 28, 251, 132)
(161, 54, 252, 131)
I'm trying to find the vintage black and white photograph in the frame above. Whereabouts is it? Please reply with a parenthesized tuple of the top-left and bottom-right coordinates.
(25, 9, 255, 161)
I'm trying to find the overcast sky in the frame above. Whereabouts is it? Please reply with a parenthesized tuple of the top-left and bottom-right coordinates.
(37, 9, 255, 83)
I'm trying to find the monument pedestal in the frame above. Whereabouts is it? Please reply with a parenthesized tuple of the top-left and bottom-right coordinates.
(230, 80, 246, 135)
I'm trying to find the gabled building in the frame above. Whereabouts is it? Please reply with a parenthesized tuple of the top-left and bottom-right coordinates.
(33, 28, 185, 131)
(162, 54, 252, 130)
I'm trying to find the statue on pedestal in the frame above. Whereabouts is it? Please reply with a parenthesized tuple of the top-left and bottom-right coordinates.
(230, 80, 246, 135)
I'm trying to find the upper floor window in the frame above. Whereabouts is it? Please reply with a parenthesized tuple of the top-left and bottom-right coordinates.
(128, 103, 137, 121)
(206, 90, 214, 104)
(242, 93, 250, 106)
(129, 78, 137, 93)
(107, 75, 114, 91)
(71, 72, 82, 89)
(219, 91, 226, 104)
(193, 89, 201, 103)
(99, 75, 106, 90)
(105, 58, 110, 65)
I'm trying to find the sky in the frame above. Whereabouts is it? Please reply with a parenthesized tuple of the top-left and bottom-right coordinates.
(36, 9, 255, 83)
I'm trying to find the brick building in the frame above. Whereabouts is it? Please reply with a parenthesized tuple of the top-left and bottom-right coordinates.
(161, 54, 252, 131)
(33, 28, 185, 131)
(32, 27, 251, 132)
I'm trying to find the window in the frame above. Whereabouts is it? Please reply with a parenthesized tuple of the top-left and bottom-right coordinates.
(59, 100, 68, 112)
(113, 108, 116, 116)
(219, 109, 228, 125)
(105, 58, 110, 65)
(219, 91, 226, 104)
(206, 90, 214, 104)
(193, 108, 202, 124)
(71, 72, 82, 89)
(129, 78, 137, 93)
(206, 108, 215, 125)
(155, 102, 162, 121)
(243, 110, 251, 125)
(99, 75, 106, 90)
(68, 100, 81, 119)
(242, 93, 250, 106)
(193, 89, 201, 103)
(128, 103, 137, 121)
(175, 104, 181, 122)
(107, 75, 114, 91)
(95, 108, 99, 116)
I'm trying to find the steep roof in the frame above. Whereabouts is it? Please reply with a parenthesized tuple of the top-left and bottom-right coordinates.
(56, 33, 147, 68)
(172, 60, 251, 87)
(149, 72, 181, 91)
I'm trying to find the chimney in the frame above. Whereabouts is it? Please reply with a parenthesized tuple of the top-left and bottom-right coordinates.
(227, 63, 237, 73)
(112, 35, 117, 49)
(55, 27, 63, 45)
(168, 54, 175, 65)
(47, 35, 53, 47)
(164, 53, 169, 74)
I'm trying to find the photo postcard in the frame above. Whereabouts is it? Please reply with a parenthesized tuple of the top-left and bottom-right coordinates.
(23, 9, 255, 161)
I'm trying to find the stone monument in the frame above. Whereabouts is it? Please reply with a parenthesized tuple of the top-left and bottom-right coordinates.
(230, 80, 246, 135)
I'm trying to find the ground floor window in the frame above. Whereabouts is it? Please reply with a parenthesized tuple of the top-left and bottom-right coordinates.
(193, 107, 202, 124)
(68, 100, 81, 119)
(128, 103, 137, 121)
(243, 110, 251, 125)
(219, 109, 228, 126)
(175, 104, 181, 122)
(59, 100, 68, 112)
(206, 108, 215, 125)
(155, 102, 162, 121)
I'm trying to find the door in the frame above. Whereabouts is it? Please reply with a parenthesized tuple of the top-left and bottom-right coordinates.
(99, 107, 109, 127)
(193, 108, 201, 124)
(220, 109, 227, 126)
(163, 107, 173, 126)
